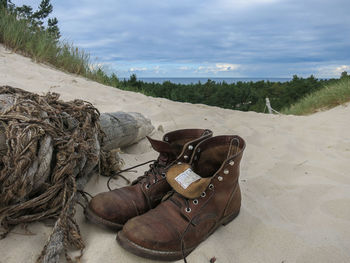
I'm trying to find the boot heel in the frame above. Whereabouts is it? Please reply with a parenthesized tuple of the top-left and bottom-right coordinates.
(221, 210, 240, 226)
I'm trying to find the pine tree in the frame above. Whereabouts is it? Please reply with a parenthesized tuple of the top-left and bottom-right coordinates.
(32, 0, 53, 20)
(341, 71, 349, 79)
(0, 0, 7, 9)
(0, 0, 14, 10)
(48, 17, 60, 39)
(15, 5, 33, 20)
(13, 0, 60, 40)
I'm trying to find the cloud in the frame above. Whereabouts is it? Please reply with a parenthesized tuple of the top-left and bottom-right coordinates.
(129, 67, 148, 72)
(335, 65, 350, 73)
(153, 65, 160, 74)
(316, 65, 350, 78)
(211, 0, 280, 10)
(197, 63, 240, 74)
(127, 65, 165, 75)
(77, 38, 117, 49)
(215, 63, 240, 72)
(16, 0, 350, 77)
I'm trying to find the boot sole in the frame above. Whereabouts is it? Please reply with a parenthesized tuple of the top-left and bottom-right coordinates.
(84, 206, 124, 231)
(116, 209, 240, 261)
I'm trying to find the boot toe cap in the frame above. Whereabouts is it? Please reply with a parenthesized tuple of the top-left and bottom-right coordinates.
(88, 191, 130, 225)
(122, 212, 181, 251)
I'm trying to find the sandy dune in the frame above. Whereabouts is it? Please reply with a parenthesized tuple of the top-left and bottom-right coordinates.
(0, 44, 349, 263)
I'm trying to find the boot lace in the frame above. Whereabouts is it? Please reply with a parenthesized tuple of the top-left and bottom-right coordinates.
(161, 191, 194, 263)
(106, 158, 168, 191)
(77, 159, 165, 214)
(165, 185, 214, 263)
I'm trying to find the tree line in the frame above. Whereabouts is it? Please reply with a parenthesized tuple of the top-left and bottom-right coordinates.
(97, 73, 346, 113)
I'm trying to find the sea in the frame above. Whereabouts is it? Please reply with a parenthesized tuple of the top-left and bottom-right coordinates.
(135, 77, 291, 84)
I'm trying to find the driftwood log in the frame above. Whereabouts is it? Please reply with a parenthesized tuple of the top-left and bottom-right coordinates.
(0, 93, 154, 155)
(0, 86, 154, 263)
(99, 111, 154, 150)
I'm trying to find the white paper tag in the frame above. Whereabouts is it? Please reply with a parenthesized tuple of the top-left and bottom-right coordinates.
(175, 168, 201, 189)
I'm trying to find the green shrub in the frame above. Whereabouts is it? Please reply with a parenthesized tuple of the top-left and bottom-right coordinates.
(282, 78, 350, 115)
(0, 9, 91, 75)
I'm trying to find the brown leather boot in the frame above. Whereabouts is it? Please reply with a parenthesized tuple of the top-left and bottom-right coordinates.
(85, 129, 212, 230)
(117, 135, 245, 261)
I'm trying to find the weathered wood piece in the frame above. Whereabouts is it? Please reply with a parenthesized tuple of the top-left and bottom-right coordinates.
(0, 93, 154, 155)
(100, 112, 154, 150)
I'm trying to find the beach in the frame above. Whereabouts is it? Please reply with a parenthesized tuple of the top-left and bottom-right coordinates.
(0, 44, 350, 263)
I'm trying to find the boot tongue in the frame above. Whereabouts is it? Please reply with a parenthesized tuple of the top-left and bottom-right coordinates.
(147, 136, 176, 155)
(166, 163, 211, 199)
(147, 136, 178, 166)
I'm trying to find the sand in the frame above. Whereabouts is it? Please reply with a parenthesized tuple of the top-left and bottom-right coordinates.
(0, 44, 349, 263)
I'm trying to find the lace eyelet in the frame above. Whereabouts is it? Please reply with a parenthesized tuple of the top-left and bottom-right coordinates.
(185, 207, 191, 213)
(201, 192, 206, 198)
(209, 184, 214, 190)
(193, 199, 198, 205)
(161, 172, 166, 178)
(145, 183, 150, 189)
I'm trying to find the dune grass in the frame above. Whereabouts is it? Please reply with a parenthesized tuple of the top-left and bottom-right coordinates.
(282, 78, 350, 115)
(0, 9, 97, 78)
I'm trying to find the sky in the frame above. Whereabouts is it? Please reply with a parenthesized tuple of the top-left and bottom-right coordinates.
(12, 0, 350, 78)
